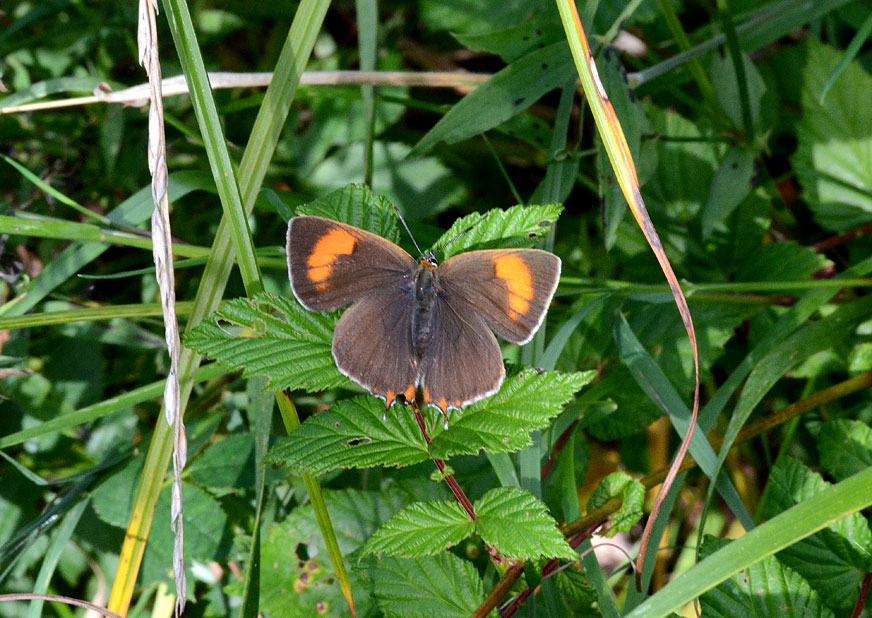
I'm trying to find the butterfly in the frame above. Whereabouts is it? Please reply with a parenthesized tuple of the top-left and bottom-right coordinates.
(287, 215, 560, 420)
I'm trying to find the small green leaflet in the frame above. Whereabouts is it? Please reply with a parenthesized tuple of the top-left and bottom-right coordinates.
(699, 536, 836, 618)
(265, 396, 432, 473)
(362, 501, 474, 557)
(183, 292, 345, 392)
(369, 554, 488, 618)
(434, 203, 564, 259)
(587, 471, 645, 535)
(475, 488, 575, 560)
(818, 419, 872, 481)
(428, 369, 593, 459)
(294, 182, 401, 242)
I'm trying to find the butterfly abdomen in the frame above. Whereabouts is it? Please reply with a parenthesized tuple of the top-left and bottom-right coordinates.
(410, 264, 439, 359)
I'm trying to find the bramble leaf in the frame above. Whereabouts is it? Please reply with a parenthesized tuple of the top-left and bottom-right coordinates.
(428, 369, 593, 459)
(265, 396, 432, 474)
(362, 500, 474, 557)
(434, 203, 564, 258)
(295, 183, 401, 242)
(183, 292, 344, 392)
(474, 487, 575, 560)
(369, 554, 488, 618)
(587, 471, 645, 535)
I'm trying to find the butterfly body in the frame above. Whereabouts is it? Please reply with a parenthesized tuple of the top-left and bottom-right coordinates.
(287, 215, 560, 416)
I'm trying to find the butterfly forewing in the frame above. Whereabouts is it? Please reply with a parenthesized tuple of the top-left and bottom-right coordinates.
(287, 216, 416, 311)
(437, 249, 561, 344)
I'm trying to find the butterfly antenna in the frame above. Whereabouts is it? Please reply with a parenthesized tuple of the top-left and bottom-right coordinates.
(391, 204, 424, 258)
(433, 224, 476, 256)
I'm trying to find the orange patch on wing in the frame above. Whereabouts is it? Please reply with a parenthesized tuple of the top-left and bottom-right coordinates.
(437, 397, 448, 412)
(403, 384, 416, 404)
(494, 254, 533, 318)
(384, 390, 396, 409)
(306, 228, 357, 283)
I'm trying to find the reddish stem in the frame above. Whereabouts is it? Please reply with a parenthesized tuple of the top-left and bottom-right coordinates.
(540, 419, 578, 480)
(412, 401, 476, 520)
(851, 572, 871, 618)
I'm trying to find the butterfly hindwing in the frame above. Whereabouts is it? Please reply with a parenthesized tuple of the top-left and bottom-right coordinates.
(331, 287, 419, 409)
(419, 296, 505, 413)
(287, 215, 416, 311)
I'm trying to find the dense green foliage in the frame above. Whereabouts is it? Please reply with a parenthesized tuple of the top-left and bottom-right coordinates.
(2, 1, 872, 617)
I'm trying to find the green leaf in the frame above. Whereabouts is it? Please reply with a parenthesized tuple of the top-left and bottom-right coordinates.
(433, 203, 563, 259)
(701, 147, 757, 240)
(765, 457, 872, 610)
(91, 455, 145, 528)
(369, 554, 488, 618)
(819, 419, 872, 482)
(413, 41, 576, 155)
(587, 472, 645, 535)
(735, 241, 831, 282)
(699, 536, 835, 618)
(362, 501, 474, 557)
(265, 396, 431, 474)
(295, 182, 401, 242)
(793, 38, 872, 231)
(428, 370, 593, 459)
(474, 487, 574, 560)
(187, 433, 255, 491)
(183, 292, 345, 392)
(553, 566, 599, 618)
(453, 20, 563, 62)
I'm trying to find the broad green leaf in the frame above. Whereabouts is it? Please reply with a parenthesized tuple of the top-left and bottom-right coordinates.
(735, 241, 831, 282)
(369, 554, 489, 618)
(433, 203, 564, 259)
(701, 147, 757, 240)
(699, 536, 835, 618)
(231, 490, 410, 618)
(765, 457, 872, 610)
(453, 20, 563, 62)
(428, 370, 593, 459)
(553, 566, 599, 618)
(413, 41, 576, 155)
(474, 487, 574, 560)
(819, 420, 872, 481)
(295, 183, 401, 242)
(587, 472, 645, 535)
(91, 455, 145, 528)
(187, 434, 255, 491)
(183, 292, 344, 392)
(644, 107, 717, 223)
(141, 482, 230, 586)
(308, 144, 465, 221)
(266, 396, 431, 474)
(362, 501, 474, 557)
(793, 38, 872, 231)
